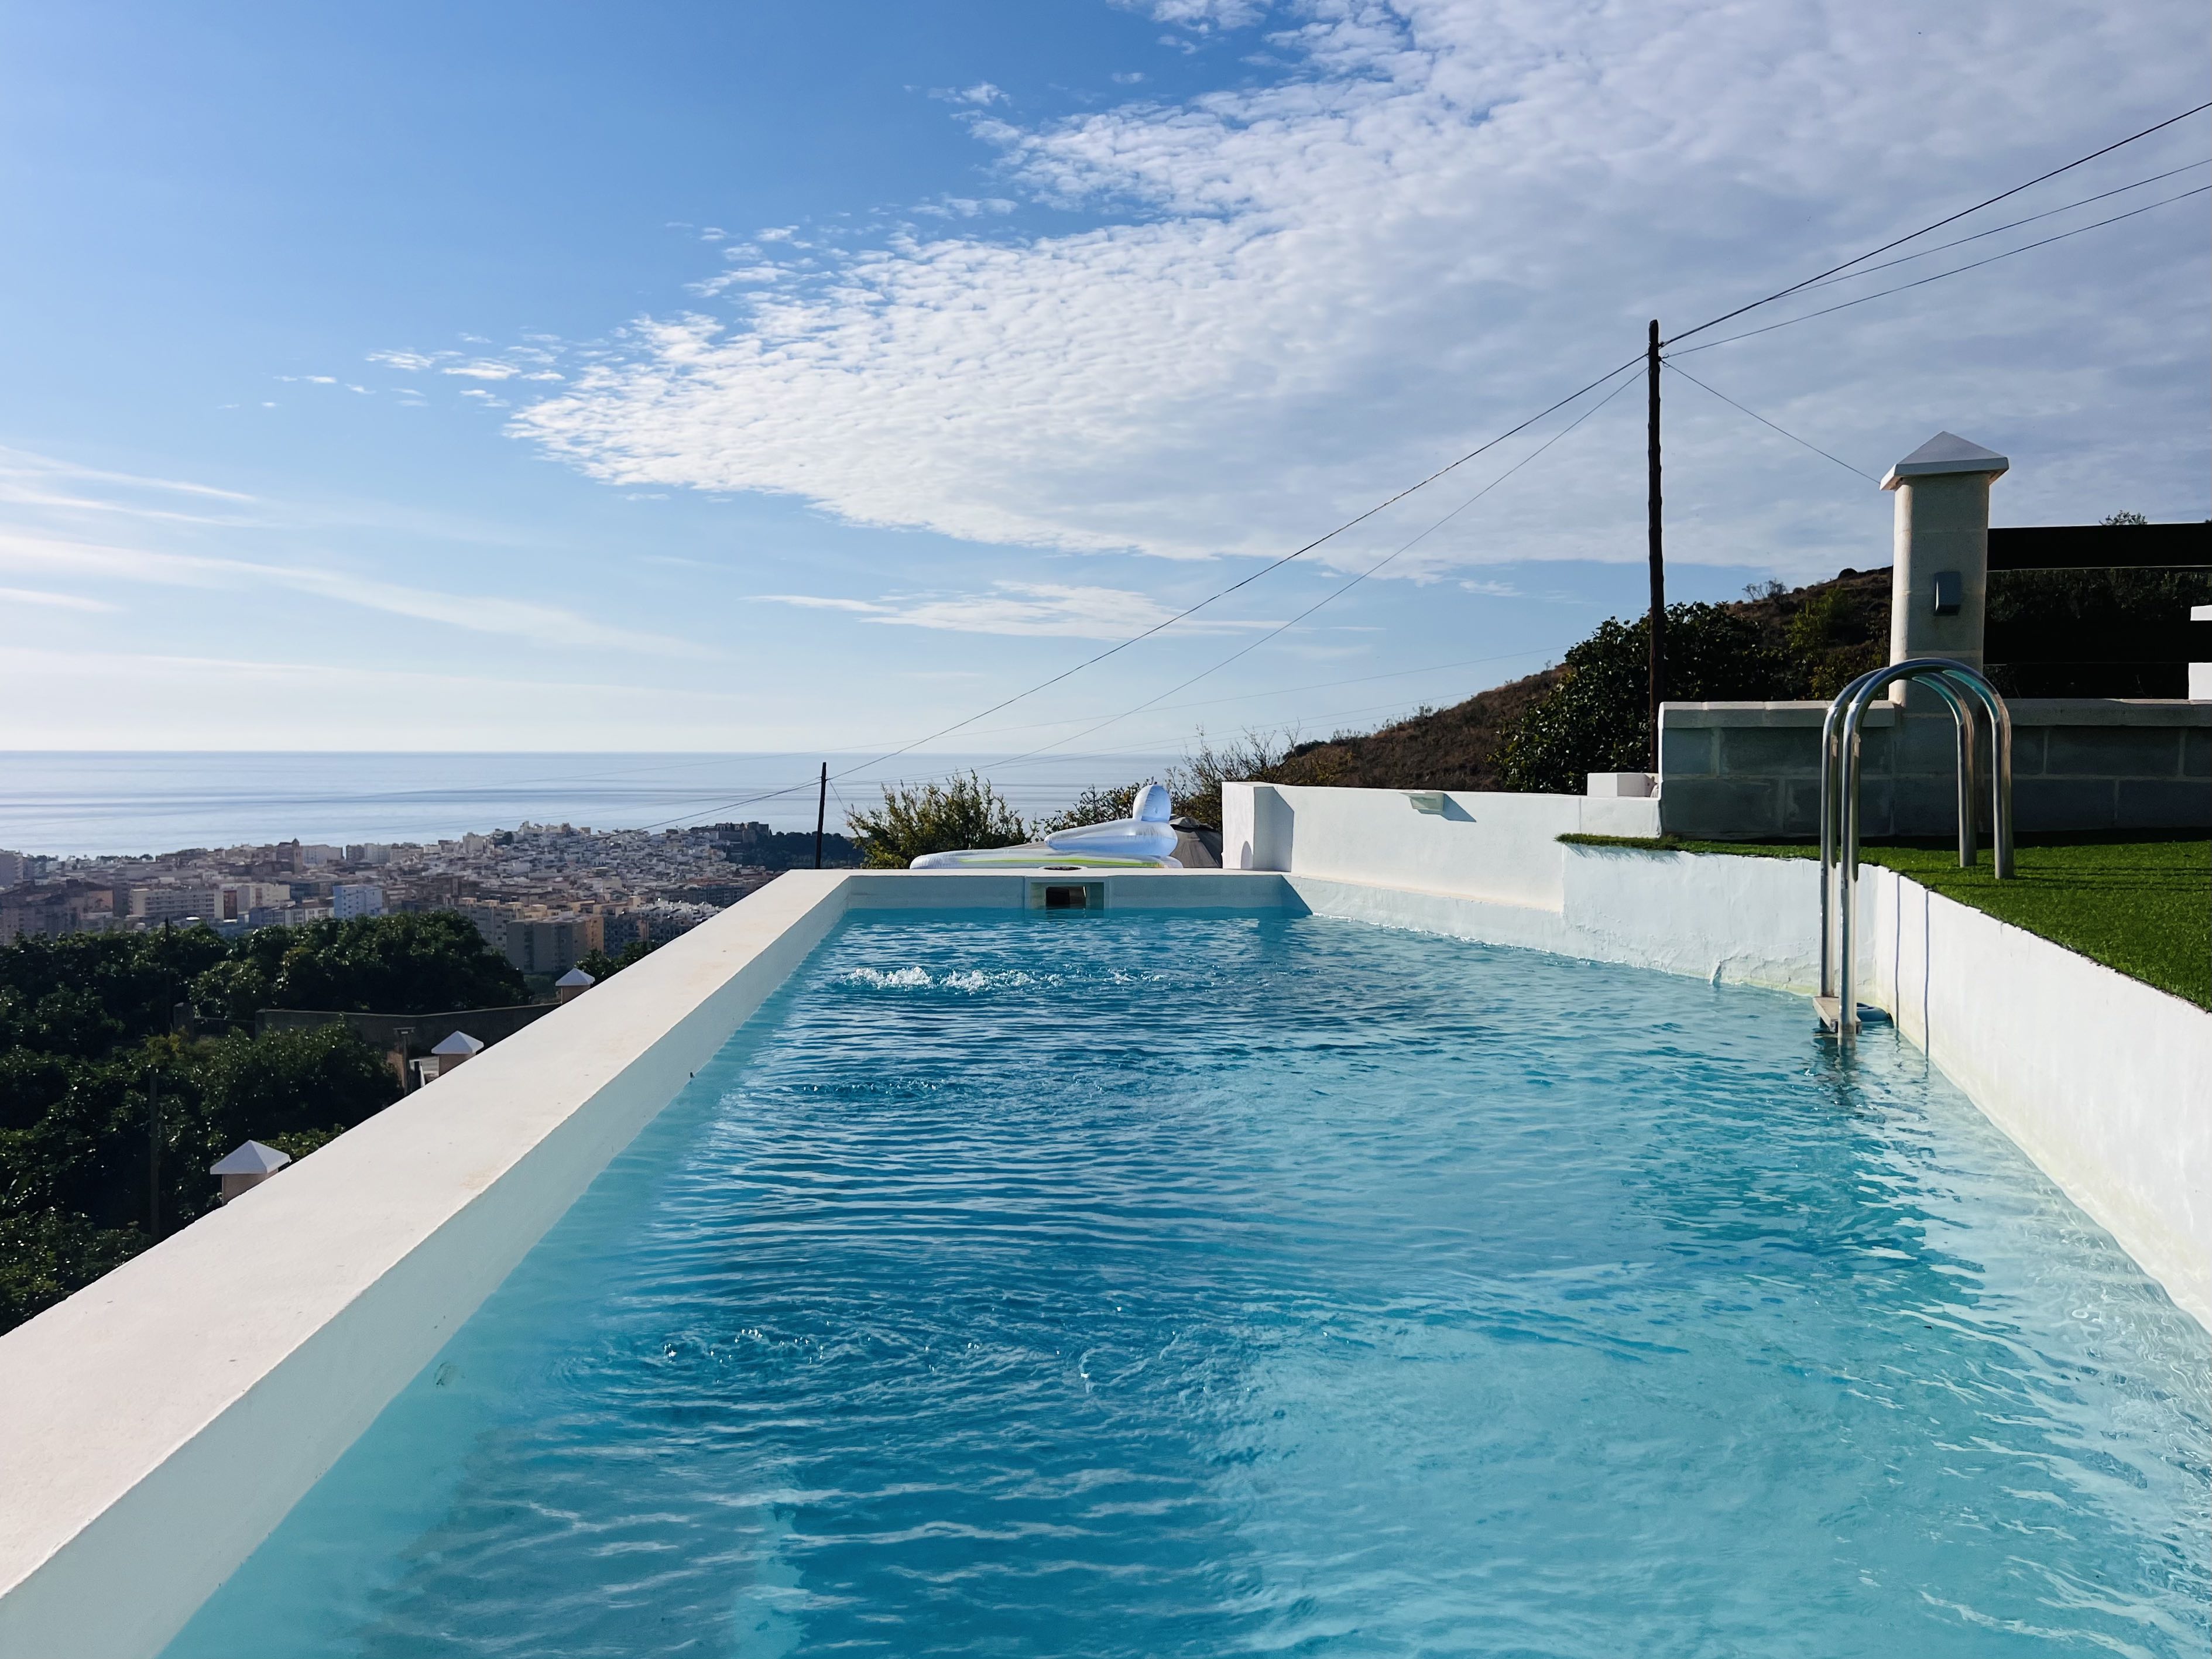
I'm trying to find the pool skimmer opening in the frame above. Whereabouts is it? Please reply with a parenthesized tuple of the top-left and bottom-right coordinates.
(1028, 878, 1106, 911)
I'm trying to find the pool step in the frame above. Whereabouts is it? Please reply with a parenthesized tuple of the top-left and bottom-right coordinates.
(1815, 996, 1892, 1035)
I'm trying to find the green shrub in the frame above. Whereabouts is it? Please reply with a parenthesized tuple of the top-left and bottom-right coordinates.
(1497, 604, 1799, 793)
(845, 772, 1029, 868)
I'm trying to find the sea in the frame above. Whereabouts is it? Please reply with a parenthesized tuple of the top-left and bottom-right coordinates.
(0, 753, 1183, 858)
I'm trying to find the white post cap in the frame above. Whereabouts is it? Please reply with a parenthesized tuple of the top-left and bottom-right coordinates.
(1880, 431, 2009, 491)
(555, 967, 595, 988)
(209, 1140, 293, 1177)
(430, 1031, 486, 1057)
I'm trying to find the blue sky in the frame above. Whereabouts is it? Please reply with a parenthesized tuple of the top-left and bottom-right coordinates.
(0, 1, 2205, 766)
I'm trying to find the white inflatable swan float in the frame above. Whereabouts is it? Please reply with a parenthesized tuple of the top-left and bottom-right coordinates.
(909, 781, 1181, 869)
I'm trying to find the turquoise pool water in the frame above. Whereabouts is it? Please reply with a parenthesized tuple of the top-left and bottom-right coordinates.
(169, 913, 2208, 1657)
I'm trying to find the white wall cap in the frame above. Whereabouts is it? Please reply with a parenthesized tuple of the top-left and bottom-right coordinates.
(554, 968, 595, 988)
(430, 1031, 486, 1056)
(1880, 430, 2009, 490)
(208, 1140, 291, 1177)
(1586, 772, 1654, 798)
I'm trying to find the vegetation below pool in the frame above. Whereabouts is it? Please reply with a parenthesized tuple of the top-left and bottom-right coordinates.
(1562, 832, 2211, 1009)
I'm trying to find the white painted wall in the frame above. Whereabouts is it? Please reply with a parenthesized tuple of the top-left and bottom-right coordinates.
(1220, 781, 1659, 906)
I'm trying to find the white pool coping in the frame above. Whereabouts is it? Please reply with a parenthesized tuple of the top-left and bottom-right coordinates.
(3, 835, 2206, 1655)
(0, 869, 1291, 1658)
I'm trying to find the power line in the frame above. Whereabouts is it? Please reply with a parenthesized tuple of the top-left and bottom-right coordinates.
(951, 645, 1555, 739)
(524, 647, 1551, 837)
(987, 364, 1647, 772)
(1668, 183, 2210, 358)
(808, 353, 1640, 776)
(631, 367, 1641, 829)
(1660, 361, 1875, 482)
(1662, 100, 2212, 348)
(1793, 159, 2210, 295)
(626, 354, 1643, 830)
(633, 109, 2212, 834)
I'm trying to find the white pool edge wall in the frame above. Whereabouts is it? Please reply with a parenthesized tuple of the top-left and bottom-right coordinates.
(1224, 781, 2211, 1336)
(2, 806, 2205, 1655)
(0, 869, 1292, 1659)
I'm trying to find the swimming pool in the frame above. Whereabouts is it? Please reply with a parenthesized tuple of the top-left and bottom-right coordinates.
(167, 911, 2209, 1656)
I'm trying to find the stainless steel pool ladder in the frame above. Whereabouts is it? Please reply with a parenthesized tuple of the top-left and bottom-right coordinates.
(1817, 658, 2014, 1037)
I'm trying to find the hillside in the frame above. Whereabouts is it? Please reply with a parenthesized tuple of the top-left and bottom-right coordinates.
(1263, 565, 1895, 793)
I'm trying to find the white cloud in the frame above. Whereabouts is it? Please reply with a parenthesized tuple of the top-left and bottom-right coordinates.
(759, 581, 1273, 638)
(443, 361, 519, 380)
(0, 645, 762, 753)
(0, 586, 114, 612)
(0, 447, 254, 503)
(507, 0, 2208, 580)
(935, 81, 1008, 106)
(757, 594, 886, 613)
(0, 531, 702, 656)
(366, 349, 451, 372)
(1137, 0, 1268, 28)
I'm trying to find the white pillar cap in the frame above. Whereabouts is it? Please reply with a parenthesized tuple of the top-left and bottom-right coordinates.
(209, 1140, 293, 1177)
(1880, 431, 2009, 491)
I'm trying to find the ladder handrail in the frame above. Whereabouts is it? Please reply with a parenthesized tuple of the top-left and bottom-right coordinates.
(1819, 663, 1979, 996)
(1816, 666, 1885, 1002)
(1819, 657, 2013, 1036)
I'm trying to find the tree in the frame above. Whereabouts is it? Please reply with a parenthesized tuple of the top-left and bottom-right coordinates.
(207, 911, 527, 1020)
(1497, 603, 1799, 793)
(576, 938, 657, 982)
(0, 1208, 144, 1333)
(0, 916, 482, 1334)
(845, 772, 1029, 868)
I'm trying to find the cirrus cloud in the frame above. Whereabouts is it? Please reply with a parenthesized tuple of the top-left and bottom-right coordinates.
(760, 580, 1278, 637)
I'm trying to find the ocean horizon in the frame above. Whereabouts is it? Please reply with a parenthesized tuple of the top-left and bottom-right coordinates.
(0, 752, 1183, 858)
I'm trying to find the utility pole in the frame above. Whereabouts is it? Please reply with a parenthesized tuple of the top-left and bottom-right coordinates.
(1645, 318, 1666, 775)
(813, 762, 828, 870)
(147, 1064, 160, 1240)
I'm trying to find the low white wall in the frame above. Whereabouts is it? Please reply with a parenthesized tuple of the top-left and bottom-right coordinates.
(1225, 781, 1807, 988)
(1220, 781, 1659, 908)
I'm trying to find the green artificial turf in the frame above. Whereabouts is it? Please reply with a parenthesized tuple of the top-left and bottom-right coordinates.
(1560, 831, 2211, 1009)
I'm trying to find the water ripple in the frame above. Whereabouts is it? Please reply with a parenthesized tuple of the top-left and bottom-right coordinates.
(170, 912, 2210, 1658)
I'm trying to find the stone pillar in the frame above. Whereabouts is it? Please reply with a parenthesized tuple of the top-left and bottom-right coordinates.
(1880, 431, 2008, 704)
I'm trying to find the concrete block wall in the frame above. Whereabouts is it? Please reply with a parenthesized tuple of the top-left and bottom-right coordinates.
(1659, 698, 2212, 839)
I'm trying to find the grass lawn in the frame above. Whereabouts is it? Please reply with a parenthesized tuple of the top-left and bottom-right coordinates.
(1561, 831, 2211, 1009)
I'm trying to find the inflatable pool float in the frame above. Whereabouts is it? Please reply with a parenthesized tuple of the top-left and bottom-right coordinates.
(910, 782, 1181, 870)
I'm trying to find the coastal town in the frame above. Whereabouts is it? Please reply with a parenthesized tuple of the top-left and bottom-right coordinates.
(0, 820, 857, 979)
